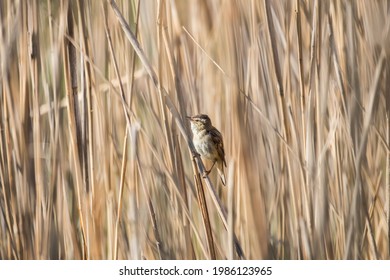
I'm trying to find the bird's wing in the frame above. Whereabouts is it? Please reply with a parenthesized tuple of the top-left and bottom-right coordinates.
(209, 127, 227, 167)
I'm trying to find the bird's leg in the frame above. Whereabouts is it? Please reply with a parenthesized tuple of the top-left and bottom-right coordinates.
(203, 160, 216, 178)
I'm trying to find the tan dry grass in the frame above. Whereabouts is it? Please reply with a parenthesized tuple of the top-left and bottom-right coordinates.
(1, 0, 390, 260)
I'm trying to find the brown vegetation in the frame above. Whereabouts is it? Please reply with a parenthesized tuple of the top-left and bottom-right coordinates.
(1, 0, 390, 260)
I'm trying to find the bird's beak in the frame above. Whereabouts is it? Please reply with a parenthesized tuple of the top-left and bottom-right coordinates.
(186, 116, 192, 120)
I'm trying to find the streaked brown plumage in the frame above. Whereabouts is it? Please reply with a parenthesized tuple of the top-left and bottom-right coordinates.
(187, 114, 226, 185)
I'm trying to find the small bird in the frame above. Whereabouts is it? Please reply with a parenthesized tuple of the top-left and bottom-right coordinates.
(187, 114, 226, 185)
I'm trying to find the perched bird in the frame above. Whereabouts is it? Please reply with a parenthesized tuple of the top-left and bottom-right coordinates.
(187, 114, 226, 185)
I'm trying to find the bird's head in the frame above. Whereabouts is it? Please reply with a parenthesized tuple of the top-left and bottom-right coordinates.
(186, 114, 212, 131)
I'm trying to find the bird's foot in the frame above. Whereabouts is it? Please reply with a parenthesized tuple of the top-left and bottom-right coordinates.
(192, 152, 201, 159)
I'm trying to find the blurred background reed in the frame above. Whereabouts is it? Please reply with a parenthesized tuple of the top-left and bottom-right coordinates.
(1, 0, 390, 260)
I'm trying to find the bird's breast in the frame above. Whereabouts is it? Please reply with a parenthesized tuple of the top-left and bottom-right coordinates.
(193, 134, 218, 161)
